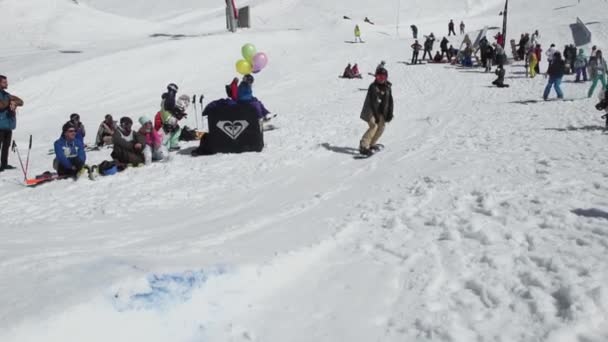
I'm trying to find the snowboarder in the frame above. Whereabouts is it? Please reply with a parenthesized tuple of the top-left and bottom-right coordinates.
(237, 74, 274, 121)
(358, 67, 393, 156)
(111, 117, 146, 167)
(95, 114, 117, 147)
(0, 75, 24, 172)
(138, 116, 168, 165)
(543, 52, 565, 100)
(460, 21, 465, 35)
(364, 17, 374, 25)
(54, 121, 87, 177)
(354, 25, 362, 43)
(351, 64, 362, 78)
(492, 65, 509, 88)
(588, 50, 607, 98)
(574, 49, 588, 83)
(411, 40, 423, 64)
(448, 20, 456, 36)
(410, 25, 418, 39)
(68, 113, 86, 144)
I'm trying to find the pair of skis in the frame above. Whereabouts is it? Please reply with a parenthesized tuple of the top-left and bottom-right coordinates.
(191, 94, 205, 129)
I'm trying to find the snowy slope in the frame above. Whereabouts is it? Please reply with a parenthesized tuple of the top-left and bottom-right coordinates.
(1, 0, 608, 341)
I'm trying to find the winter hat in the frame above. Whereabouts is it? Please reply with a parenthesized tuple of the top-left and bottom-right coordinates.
(62, 121, 75, 133)
(375, 67, 388, 77)
(139, 115, 152, 126)
(167, 83, 178, 92)
(120, 117, 133, 125)
(70, 113, 80, 121)
(243, 74, 254, 84)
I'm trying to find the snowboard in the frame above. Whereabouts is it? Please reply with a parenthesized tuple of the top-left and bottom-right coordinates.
(353, 144, 384, 159)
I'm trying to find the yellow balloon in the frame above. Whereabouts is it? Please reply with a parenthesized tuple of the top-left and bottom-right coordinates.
(236, 59, 253, 75)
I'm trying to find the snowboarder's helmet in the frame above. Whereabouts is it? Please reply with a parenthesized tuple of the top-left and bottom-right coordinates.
(167, 83, 179, 92)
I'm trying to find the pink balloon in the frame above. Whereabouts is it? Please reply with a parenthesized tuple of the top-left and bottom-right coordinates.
(252, 52, 268, 71)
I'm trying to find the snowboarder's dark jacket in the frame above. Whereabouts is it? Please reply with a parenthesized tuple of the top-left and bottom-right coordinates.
(547, 58, 566, 78)
(360, 81, 394, 122)
(111, 127, 146, 165)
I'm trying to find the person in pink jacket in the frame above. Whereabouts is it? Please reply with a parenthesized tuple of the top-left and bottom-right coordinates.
(139, 116, 168, 164)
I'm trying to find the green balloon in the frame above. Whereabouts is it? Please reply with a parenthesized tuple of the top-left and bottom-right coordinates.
(241, 43, 257, 62)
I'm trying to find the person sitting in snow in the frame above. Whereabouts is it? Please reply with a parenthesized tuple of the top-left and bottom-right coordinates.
(492, 65, 509, 88)
(237, 74, 274, 121)
(351, 64, 362, 78)
(138, 116, 168, 165)
(54, 121, 87, 177)
(342, 63, 354, 78)
(433, 51, 443, 63)
(68, 113, 86, 144)
(111, 116, 146, 167)
(225, 77, 239, 100)
(95, 114, 117, 147)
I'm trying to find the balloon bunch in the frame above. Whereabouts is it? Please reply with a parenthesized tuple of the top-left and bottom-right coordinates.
(235, 43, 268, 75)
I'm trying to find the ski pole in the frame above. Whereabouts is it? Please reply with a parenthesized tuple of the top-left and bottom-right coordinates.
(11, 140, 27, 181)
(199, 95, 205, 131)
(192, 94, 198, 130)
(24, 135, 32, 180)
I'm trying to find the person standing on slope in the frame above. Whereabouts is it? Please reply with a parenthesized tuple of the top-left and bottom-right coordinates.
(0, 75, 24, 172)
(543, 52, 565, 100)
(528, 47, 538, 78)
(359, 67, 393, 156)
(411, 40, 422, 64)
(460, 21, 465, 35)
(574, 48, 588, 83)
(534, 44, 543, 75)
(354, 25, 362, 43)
(588, 50, 607, 98)
(448, 20, 456, 36)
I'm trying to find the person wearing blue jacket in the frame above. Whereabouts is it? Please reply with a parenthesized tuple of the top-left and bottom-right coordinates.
(0, 75, 24, 172)
(54, 122, 86, 177)
(237, 74, 273, 121)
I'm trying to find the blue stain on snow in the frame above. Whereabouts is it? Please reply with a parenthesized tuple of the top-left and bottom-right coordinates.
(113, 265, 229, 312)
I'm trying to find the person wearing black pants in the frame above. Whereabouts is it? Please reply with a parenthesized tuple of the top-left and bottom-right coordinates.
(411, 40, 422, 64)
(0, 129, 11, 171)
(0, 75, 24, 172)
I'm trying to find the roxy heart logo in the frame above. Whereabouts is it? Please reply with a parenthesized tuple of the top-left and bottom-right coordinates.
(217, 120, 249, 140)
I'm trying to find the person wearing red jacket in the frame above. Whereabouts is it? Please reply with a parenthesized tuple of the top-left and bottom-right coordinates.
(534, 44, 543, 75)
(495, 32, 504, 47)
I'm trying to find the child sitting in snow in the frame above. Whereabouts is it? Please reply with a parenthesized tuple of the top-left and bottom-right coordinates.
(237, 74, 274, 121)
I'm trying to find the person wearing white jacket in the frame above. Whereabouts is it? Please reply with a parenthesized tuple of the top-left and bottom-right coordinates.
(545, 44, 557, 71)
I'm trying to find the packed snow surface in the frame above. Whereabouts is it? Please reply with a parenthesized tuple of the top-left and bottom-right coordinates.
(1, 0, 608, 341)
